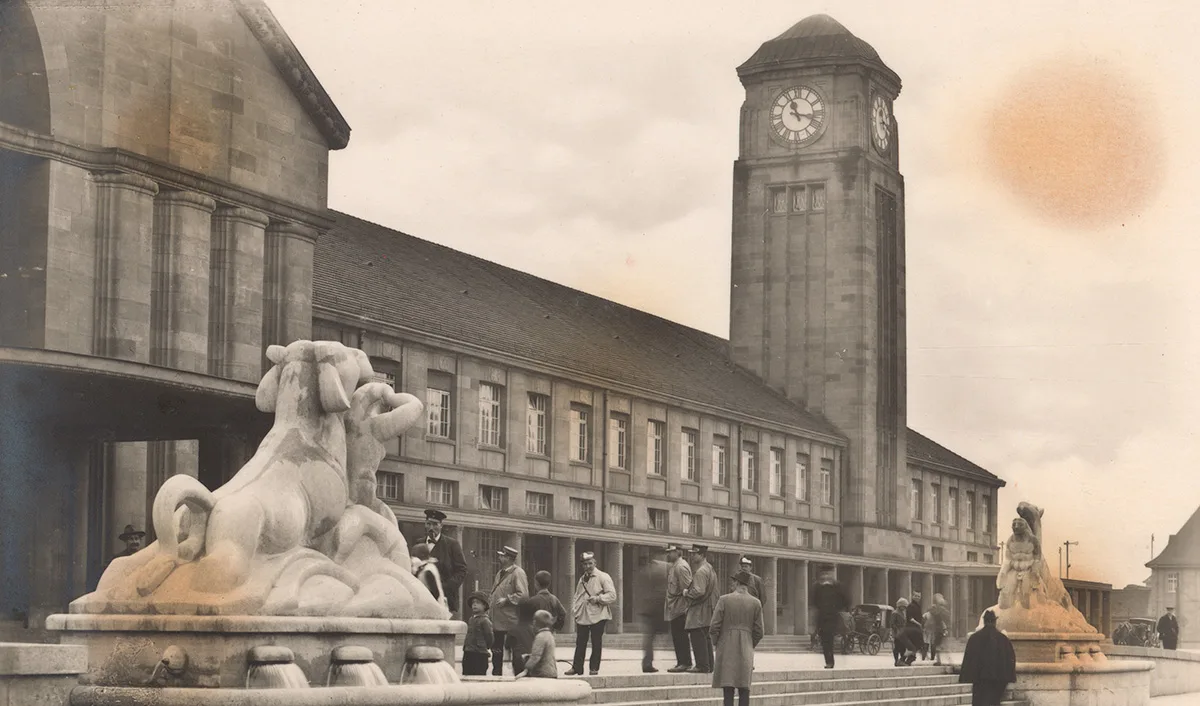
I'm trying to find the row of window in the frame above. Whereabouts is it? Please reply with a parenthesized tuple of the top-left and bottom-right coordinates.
(913, 545, 995, 564)
(424, 375, 835, 501)
(408, 475, 838, 547)
(768, 183, 827, 214)
(911, 479, 991, 532)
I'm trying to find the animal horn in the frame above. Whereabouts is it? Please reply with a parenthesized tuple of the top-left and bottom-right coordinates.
(318, 361, 352, 413)
(255, 365, 281, 413)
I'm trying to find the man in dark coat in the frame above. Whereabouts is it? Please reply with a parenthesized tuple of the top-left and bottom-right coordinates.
(515, 570, 567, 671)
(958, 609, 1017, 706)
(809, 566, 849, 669)
(414, 509, 469, 615)
(638, 555, 669, 673)
(738, 557, 766, 601)
(1157, 607, 1180, 650)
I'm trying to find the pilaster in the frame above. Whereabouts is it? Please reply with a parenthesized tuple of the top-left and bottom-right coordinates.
(262, 220, 316, 358)
(764, 557, 778, 635)
(92, 171, 158, 361)
(208, 206, 268, 382)
(794, 560, 809, 634)
(605, 541, 624, 633)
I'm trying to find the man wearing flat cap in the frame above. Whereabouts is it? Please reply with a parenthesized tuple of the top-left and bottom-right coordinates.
(684, 544, 718, 673)
(664, 544, 695, 672)
(738, 557, 766, 602)
(567, 550, 617, 675)
(412, 509, 469, 615)
(489, 545, 529, 676)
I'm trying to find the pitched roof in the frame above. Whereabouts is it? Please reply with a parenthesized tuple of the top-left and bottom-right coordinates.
(737, 14, 900, 87)
(312, 212, 844, 439)
(233, 0, 350, 149)
(1147, 506, 1200, 569)
(906, 428, 1004, 485)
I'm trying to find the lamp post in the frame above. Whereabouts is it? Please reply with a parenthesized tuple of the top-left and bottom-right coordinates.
(1063, 540, 1079, 579)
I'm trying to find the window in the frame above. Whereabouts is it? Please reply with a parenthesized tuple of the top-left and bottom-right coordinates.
(569, 404, 591, 462)
(913, 544, 926, 561)
(479, 485, 507, 512)
(931, 546, 944, 562)
(742, 442, 758, 492)
(742, 521, 761, 543)
(820, 532, 837, 551)
(426, 371, 453, 438)
(609, 502, 632, 528)
(426, 478, 456, 506)
(648, 508, 669, 532)
(811, 184, 826, 211)
(569, 497, 595, 523)
(931, 483, 942, 524)
(714, 517, 733, 539)
(912, 479, 924, 521)
(525, 491, 552, 518)
(712, 436, 729, 487)
(478, 382, 503, 447)
(799, 529, 813, 548)
(682, 429, 698, 482)
(682, 512, 702, 535)
(648, 420, 665, 476)
(370, 359, 402, 456)
(791, 185, 807, 212)
(819, 458, 833, 505)
(770, 187, 787, 213)
(948, 488, 959, 528)
(1167, 572, 1179, 593)
(771, 525, 788, 546)
(377, 471, 403, 501)
(609, 413, 629, 470)
(526, 393, 548, 455)
(984, 553, 994, 564)
(966, 491, 976, 530)
(769, 448, 784, 495)
(795, 453, 809, 501)
(967, 551, 979, 563)
(981, 495, 992, 533)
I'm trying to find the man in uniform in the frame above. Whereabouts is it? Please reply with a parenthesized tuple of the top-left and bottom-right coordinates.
(414, 509, 468, 615)
(684, 544, 718, 673)
(738, 557, 766, 601)
(664, 544, 694, 672)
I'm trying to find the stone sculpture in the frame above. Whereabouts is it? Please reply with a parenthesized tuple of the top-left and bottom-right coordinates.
(71, 340, 447, 619)
(984, 502, 1094, 634)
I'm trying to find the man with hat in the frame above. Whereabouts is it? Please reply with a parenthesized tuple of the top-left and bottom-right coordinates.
(637, 551, 670, 673)
(567, 550, 616, 675)
(810, 565, 849, 669)
(1157, 606, 1180, 650)
(737, 557, 766, 602)
(711, 568, 765, 706)
(414, 509, 469, 615)
(115, 524, 145, 558)
(684, 544, 718, 673)
(664, 544, 695, 672)
(489, 545, 529, 676)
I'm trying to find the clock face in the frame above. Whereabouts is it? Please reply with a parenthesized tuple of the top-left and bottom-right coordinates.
(871, 92, 891, 153)
(770, 86, 826, 146)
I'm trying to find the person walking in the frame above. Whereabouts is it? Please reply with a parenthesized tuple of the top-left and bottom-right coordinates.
(684, 544, 718, 673)
(737, 557, 766, 601)
(638, 555, 670, 673)
(907, 590, 926, 660)
(1157, 607, 1180, 650)
(710, 569, 765, 706)
(926, 593, 952, 664)
(809, 565, 848, 669)
(566, 551, 616, 676)
(958, 609, 1017, 705)
(664, 544, 694, 672)
(514, 570, 567, 675)
(489, 545, 529, 676)
(891, 598, 910, 666)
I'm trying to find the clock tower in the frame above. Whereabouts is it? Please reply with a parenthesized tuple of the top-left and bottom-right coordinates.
(730, 15, 909, 557)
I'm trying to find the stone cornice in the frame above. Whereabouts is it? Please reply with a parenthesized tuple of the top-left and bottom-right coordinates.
(0, 120, 333, 230)
(90, 171, 159, 196)
(212, 205, 270, 228)
(232, 0, 351, 151)
(266, 220, 318, 244)
(156, 189, 217, 212)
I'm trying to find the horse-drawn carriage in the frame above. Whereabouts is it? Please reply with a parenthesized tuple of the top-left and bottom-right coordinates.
(810, 604, 895, 655)
(1113, 618, 1160, 648)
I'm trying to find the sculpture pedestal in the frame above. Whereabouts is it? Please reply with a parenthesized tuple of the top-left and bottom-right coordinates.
(46, 613, 465, 688)
(1004, 633, 1154, 706)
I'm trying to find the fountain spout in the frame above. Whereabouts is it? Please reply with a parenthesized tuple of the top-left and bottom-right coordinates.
(327, 645, 388, 687)
(400, 646, 460, 685)
(245, 646, 309, 689)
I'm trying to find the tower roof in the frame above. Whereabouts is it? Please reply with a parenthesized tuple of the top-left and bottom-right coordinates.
(738, 14, 898, 85)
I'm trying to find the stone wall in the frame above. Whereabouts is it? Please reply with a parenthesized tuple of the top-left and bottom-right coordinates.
(1108, 644, 1200, 697)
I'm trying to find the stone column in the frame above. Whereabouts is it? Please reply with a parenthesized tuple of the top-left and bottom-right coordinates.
(945, 574, 958, 636)
(849, 565, 865, 606)
(922, 573, 935, 605)
(209, 206, 268, 382)
(880, 568, 890, 605)
(1101, 591, 1111, 637)
(262, 221, 316, 357)
(899, 570, 913, 601)
(558, 536, 577, 633)
(604, 541, 625, 633)
(794, 560, 810, 634)
(764, 557, 778, 634)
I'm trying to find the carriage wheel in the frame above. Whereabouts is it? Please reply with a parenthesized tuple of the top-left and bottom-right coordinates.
(865, 634, 882, 656)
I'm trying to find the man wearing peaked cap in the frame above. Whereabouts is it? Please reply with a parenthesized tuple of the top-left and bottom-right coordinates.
(737, 556, 766, 602)
(489, 544, 528, 676)
(664, 544, 694, 672)
(684, 543, 717, 673)
(567, 549, 616, 675)
(411, 508, 469, 615)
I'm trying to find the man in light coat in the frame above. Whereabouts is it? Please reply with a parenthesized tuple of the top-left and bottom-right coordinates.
(665, 544, 694, 672)
(685, 544, 718, 673)
(489, 545, 529, 676)
(710, 569, 765, 706)
(566, 551, 617, 676)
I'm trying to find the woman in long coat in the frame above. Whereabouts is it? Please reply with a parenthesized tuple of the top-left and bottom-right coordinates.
(710, 569, 764, 706)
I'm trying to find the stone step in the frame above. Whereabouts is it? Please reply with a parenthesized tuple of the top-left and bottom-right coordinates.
(598, 683, 973, 706)
(591, 674, 962, 703)
(578, 666, 954, 689)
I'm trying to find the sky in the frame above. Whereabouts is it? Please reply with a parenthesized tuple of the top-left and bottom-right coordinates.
(266, 0, 1200, 588)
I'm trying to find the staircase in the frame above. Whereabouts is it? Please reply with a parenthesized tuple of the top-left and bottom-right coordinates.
(577, 667, 1029, 706)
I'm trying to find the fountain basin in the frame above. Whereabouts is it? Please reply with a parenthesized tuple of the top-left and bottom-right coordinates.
(1011, 658, 1154, 706)
(1005, 632, 1106, 664)
(69, 679, 592, 706)
(47, 614, 464, 688)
